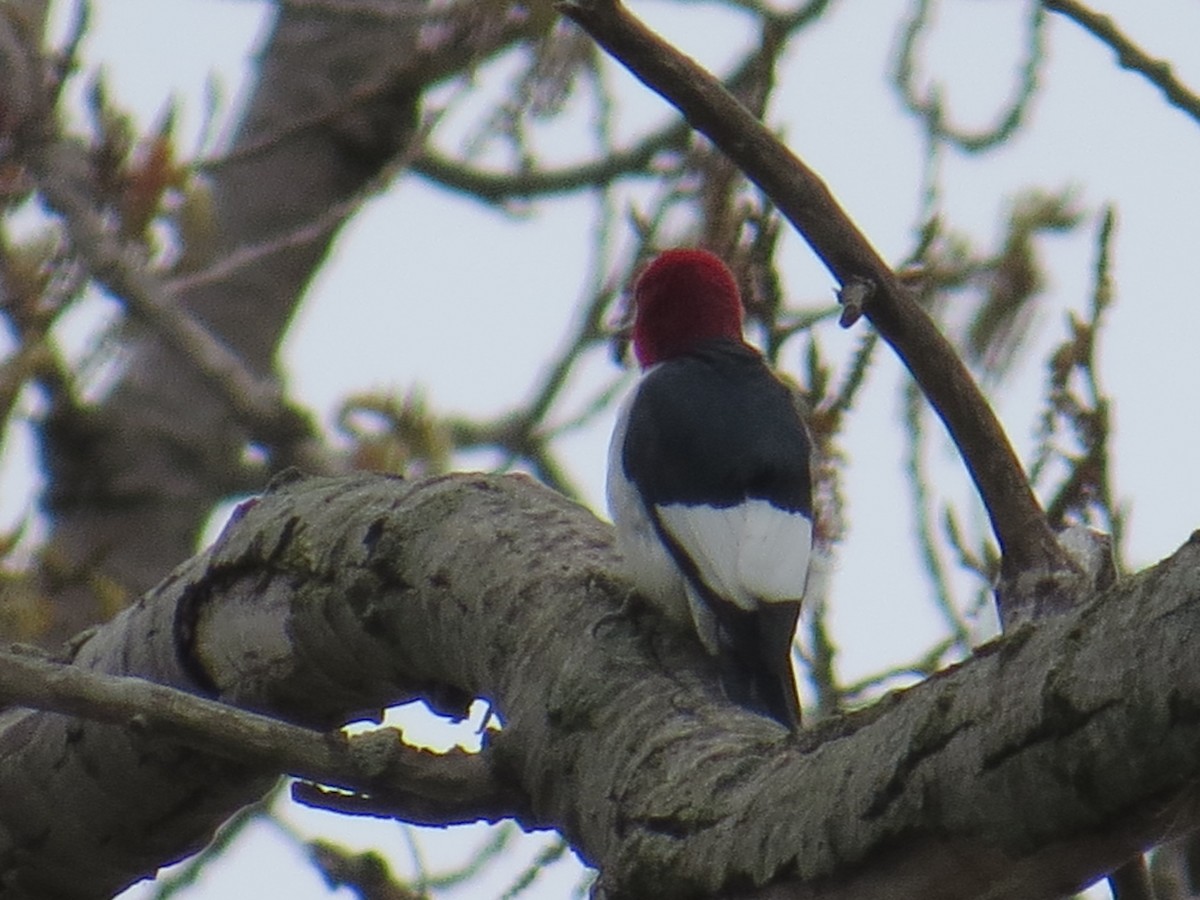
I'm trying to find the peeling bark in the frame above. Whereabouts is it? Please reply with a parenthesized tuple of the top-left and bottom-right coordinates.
(3, 473, 1200, 898)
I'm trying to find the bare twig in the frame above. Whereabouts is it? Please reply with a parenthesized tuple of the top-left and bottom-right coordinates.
(839, 636, 958, 704)
(147, 795, 279, 900)
(496, 837, 571, 900)
(168, 106, 442, 298)
(306, 840, 425, 900)
(163, 166, 383, 298)
(894, 0, 1047, 152)
(903, 381, 973, 651)
(1032, 208, 1124, 575)
(1044, 0, 1200, 126)
(412, 119, 690, 203)
(558, 0, 1081, 617)
(801, 595, 840, 719)
(414, 4, 826, 210)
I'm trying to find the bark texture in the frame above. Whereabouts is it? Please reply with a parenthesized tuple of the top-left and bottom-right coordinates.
(2, 472, 1200, 898)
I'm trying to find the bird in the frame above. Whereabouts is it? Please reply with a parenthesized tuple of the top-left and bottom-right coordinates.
(607, 248, 814, 729)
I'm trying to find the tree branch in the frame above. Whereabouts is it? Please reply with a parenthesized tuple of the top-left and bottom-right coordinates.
(0, 649, 526, 828)
(409, 6, 835, 209)
(893, 0, 1046, 153)
(558, 0, 1082, 621)
(1044, 0, 1200, 126)
(411, 120, 689, 202)
(4, 473, 1200, 897)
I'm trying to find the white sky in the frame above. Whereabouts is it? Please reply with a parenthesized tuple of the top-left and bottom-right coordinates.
(8, 0, 1200, 896)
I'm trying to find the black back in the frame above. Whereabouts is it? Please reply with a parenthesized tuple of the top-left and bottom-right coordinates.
(623, 338, 812, 514)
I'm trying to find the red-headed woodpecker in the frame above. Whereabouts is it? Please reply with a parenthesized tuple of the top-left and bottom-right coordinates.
(607, 248, 813, 729)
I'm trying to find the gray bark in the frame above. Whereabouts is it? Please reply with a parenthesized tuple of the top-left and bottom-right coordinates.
(35, 2, 427, 645)
(2, 472, 1199, 898)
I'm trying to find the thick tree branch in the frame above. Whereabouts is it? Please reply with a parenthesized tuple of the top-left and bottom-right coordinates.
(1044, 0, 1200, 126)
(558, 0, 1082, 621)
(3, 473, 1200, 897)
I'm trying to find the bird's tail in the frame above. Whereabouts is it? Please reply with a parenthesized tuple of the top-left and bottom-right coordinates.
(716, 602, 802, 730)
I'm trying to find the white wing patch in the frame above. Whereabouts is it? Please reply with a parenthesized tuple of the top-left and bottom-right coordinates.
(656, 500, 812, 611)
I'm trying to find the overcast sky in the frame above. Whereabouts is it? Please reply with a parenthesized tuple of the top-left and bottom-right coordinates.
(7, 0, 1200, 896)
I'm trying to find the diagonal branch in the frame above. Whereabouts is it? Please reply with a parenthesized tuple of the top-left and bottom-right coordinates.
(1044, 0, 1200, 126)
(558, 0, 1081, 619)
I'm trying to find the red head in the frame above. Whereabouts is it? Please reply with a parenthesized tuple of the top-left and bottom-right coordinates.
(631, 249, 745, 368)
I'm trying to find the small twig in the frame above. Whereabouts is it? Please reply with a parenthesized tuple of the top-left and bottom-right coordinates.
(1044, 0, 1200, 127)
(306, 839, 425, 900)
(169, 108, 441, 298)
(903, 381, 972, 651)
(497, 837, 571, 900)
(839, 636, 958, 704)
(820, 328, 878, 419)
(523, 276, 617, 433)
(415, 0, 827, 209)
(412, 119, 690, 203)
(148, 794, 279, 899)
(47, 0, 91, 107)
(558, 0, 1079, 610)
(1031, 208, 1124, 576)
(802, 595, 841, 719)
(418, 824, 517, 892)
(894, 0, 1046, 152)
